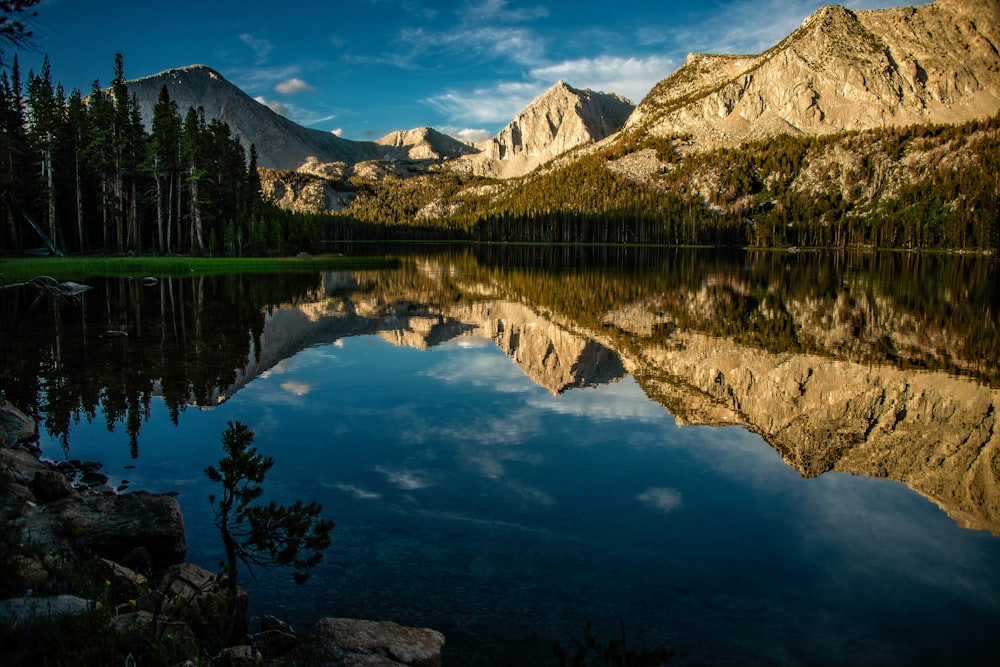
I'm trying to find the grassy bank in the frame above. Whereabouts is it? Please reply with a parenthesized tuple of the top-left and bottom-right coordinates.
(0, 254, 400, 285)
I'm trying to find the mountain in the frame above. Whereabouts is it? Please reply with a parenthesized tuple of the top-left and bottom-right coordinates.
(456, 80, 635, 178)
(126, 65, 389, 169)
(625, 0, 1000, 147)
(375, 127, 479, 161)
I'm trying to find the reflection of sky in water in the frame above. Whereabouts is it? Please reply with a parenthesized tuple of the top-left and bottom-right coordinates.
(40, 335, 1000, 667)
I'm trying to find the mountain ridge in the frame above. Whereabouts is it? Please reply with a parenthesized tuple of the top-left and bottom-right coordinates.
(625, 0, 1000, 147)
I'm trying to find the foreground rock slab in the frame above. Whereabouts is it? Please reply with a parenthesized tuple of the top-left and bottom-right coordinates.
(282, 617, 445, 667)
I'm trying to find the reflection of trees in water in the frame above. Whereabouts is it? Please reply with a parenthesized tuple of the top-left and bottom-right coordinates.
(0, 273, 323, 456)
(450, 247, 1000, 386)
(1, 248, 996, 457)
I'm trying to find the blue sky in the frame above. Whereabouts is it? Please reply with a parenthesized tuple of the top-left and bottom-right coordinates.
(18, 0, 924, 142)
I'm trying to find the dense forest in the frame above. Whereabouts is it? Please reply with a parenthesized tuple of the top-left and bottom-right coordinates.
(319, 115, 1000, 251)
(0, 54, 290, 256)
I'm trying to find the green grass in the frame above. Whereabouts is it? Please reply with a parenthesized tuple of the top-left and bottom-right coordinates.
(0, 254, 400, 285)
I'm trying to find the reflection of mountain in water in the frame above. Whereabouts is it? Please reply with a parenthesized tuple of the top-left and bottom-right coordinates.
(208, 272, 626, 403)
(216, 263, 999, 535)
(4, 250, 996, 535)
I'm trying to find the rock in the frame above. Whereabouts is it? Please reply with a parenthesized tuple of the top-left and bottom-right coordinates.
(119, 545, 154, 576)
(220, 644, 263, 665)
(12, 491, 186, 567)
(95, 557, 147, 600)
(283, 618, 445, 667)
(79, 470, 110, 487)
(260, 614, 295, 635)
(1, 554, 49, 597)
(626, 0, 1000, 148)
(460, 80, 634, 179)
(0, 401, 37, 448)
(247, 628, 298, 659)
(0, 595, 97, 627)
(32, 470, 75, 502)
(160, 562, 248, 653)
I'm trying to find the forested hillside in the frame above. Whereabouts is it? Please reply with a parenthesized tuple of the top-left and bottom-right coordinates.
(318, 115, 1000, 251)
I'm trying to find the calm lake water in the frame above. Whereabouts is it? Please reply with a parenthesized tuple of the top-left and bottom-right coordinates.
(2, 246, 999, 666)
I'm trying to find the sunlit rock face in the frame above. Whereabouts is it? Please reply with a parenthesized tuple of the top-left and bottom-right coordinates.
(454, 301, 626, 395)
(456, 80, 635, 179)
(627, 331, 1000, 534)
(627, 0, 1000, 148)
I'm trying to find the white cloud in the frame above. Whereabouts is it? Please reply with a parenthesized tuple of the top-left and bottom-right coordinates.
(423, 81, 544, 125)
(275, 77, 316, 94)
(450, 128, 491, 144)
(637, 487, 683, 512)
(530, 55, 675, 104)
(423, 53, 673, 128)
(331, 128, 344, 137)
(528, 377, 667, 423)
(254, 96, 289, 116)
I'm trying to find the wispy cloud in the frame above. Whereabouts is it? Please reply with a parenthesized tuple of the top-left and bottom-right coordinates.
(275, 77, 316, 94)
(239, 33, 273, 64)
(459, 0, 550, 23)
(334, 483, 382, 500)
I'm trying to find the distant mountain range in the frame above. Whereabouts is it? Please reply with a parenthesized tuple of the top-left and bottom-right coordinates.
(127, 67, 631, 178)
(126, 0, 998, 191)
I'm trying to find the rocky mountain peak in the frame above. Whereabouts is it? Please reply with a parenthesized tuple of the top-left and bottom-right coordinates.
(126, 66, 388, 170)
(458, 79, 635, 178)
(626, 0, 1000, 148)
(375, 126, 479, 160)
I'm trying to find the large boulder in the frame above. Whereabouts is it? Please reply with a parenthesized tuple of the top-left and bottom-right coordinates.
(0, 401, 37, 449)
(12, 491, 186, 567)
(282, 617, 445, 667)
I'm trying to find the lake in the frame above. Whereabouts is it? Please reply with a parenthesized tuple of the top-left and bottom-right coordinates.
(1, 246, 999, 666)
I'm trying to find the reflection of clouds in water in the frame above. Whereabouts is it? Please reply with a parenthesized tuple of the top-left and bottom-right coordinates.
(441, 335, 491, 350)
(375, 466, 433, 490)
(422, 349, 533, 394)
(637, 486, 683, 512)
(280, 381, 312, 396)
(334, 483, 381, 500)
(675, 425, 795, 488)
(508, 481, 554, 506)
(528, 377, 667, 423)
(791, 473, 1000, 605)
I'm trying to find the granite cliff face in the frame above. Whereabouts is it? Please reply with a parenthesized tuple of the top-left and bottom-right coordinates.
(626, 0, 1000, 147)
(457, 81, 635, 178)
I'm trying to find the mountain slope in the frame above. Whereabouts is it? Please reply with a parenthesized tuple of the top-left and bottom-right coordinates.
(375, 126, 479, 160)
(456, 80, 635, 178)
(126, 65, 389, 169)
(625, 0, 1000, 147)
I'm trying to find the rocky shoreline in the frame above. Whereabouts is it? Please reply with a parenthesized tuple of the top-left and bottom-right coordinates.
(0, 400, 445, 666)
